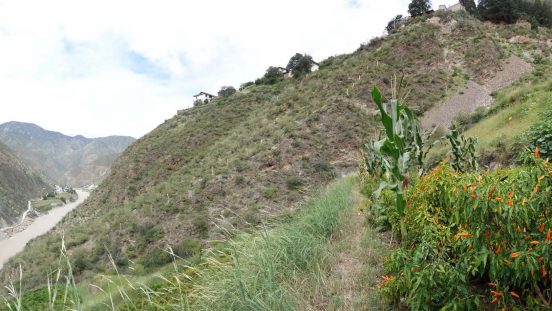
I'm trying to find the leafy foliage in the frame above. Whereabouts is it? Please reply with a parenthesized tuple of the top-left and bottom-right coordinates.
(523, 111, 552, 160)
(478, 0, 552, 27)
(460, 0, 477, 15)
(369, 86, 425, 218)
(381, 157, 552, 310)
(408, 0, 431, 16)
(286, 53, 314, 78)
(446, 126, 478, 172)
(262, 66, 284, 85)
(218, 86, 237, 97)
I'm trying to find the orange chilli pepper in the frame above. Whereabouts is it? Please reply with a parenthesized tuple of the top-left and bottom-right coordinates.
(488, 282, 497, 287)
(530, 241, 540, 245)
(547, 229, 551, 241)
(510, 291, 520, 299)
(536, 147, 540, 159)
(542, 265, 548, 278)
(511, 252, 520, 258)
(539, 223, 545, 233)
(457, 232, 472, 238)
(491, 290, 503, 297)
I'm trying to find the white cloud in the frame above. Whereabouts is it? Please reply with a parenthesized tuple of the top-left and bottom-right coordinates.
(0, 0, 460, 138)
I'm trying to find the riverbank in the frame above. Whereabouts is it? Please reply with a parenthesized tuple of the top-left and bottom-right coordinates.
(0, 190, 89, 269)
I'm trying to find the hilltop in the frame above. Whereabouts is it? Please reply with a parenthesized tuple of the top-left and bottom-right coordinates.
(0, 122, 135, 186)
(0, 142, 51, 229)
(1, 10, 551, 302)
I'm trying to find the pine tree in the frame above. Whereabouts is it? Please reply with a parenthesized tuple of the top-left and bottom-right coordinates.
(408, 0, 431, 16)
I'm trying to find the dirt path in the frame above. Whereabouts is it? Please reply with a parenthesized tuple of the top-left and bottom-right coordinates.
(422, 55, 532, 129)
(317, 185, 391, 310)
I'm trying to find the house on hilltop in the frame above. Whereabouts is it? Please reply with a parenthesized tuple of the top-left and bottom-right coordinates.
(279, 59, 320, 79)
(277, 67, 292, 78)
(193, 92, 216, 103)
(438, 3, 465, 12)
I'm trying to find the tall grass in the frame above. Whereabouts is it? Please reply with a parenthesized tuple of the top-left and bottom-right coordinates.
(2, 177, 356, 310)
(127, 176, 355, 310)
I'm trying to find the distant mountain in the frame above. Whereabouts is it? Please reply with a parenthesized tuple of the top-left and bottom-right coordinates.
(0, 122, 135, 186)
(0, 142, 51, 228)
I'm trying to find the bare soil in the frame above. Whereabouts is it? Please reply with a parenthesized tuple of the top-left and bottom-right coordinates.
(421, 55, 532, 129)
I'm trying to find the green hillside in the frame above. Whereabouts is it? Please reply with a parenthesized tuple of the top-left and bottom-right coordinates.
(1, 10, 551, 309)
(0, 142, 51, 228)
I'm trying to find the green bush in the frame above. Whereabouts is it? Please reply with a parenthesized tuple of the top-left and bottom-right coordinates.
(262, 66, 284, 85)
(173, 239, 202, 258)
(143, 248, 173, 269)
(218, 86, 237, 97)
(522, 111, 552, 160)
(286, 177, 303, 190)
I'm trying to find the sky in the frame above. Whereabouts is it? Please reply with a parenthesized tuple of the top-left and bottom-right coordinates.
(0, 0, 460, 138)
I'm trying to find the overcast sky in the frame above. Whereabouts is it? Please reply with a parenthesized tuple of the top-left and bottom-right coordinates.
(0, 0, 459, 138)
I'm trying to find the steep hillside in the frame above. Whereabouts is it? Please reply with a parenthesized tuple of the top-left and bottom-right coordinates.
(0, 122, 135, 186)
(2, 11, 548, 291)
(0, 142, 51, 229)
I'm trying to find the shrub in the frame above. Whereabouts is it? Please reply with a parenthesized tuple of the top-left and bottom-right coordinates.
(408, 0, 430, 16)
(286, 53, 314, 78)
(173, 239, 202, 258)
(262, 66, 284, 85)
(239, 81, 254, 91)
(218, 86, 237, 97)
(143, 248, 172, 269)
(286, 177, 303, 190)
(263, 186, 278, 200)
(522, 111, 552, 160)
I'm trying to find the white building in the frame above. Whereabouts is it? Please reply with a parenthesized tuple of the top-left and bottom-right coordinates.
(438, 3, 465, 12)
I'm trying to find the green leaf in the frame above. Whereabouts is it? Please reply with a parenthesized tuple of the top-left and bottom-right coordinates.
(372, 86, 394, 139)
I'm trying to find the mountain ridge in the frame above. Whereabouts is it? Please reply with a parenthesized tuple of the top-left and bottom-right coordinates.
(0, 121, 135, 186)
(0, 142, 51, 229)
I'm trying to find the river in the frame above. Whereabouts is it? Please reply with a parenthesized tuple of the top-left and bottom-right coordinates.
(0, 190, 89, 270)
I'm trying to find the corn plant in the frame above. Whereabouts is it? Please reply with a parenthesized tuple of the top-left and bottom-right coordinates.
(446, 126, 478, 172)
(362, 139, 385, 180)
(369, 86, 430, 217)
